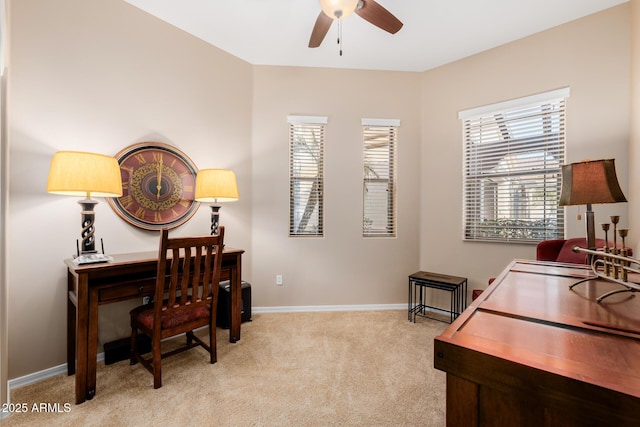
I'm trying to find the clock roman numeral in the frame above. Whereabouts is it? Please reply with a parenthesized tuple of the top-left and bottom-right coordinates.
(154, 211, 163, 222)
(152, 152, 163, 162)
(120, 195, 133, 209)
(135, 207, 146, 219)
(134, 153, 147, 164)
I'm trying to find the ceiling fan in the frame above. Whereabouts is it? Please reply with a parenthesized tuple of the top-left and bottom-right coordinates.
(308, 0, 403, 49)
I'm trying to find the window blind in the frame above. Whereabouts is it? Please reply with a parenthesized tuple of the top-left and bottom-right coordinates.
(288, 116, 326, 237)
(461, 91, 567, 243)
(362, 119, 398, 238)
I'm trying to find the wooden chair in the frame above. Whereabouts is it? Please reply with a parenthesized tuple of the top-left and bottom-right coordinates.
(130, 227, 225, 389)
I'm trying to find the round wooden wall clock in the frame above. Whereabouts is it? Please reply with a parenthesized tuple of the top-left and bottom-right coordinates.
(107, 142, 200, 230)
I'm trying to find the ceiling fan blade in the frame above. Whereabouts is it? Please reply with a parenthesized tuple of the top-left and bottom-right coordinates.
(309, 12, 334, 48)
(356, 0, 403, 34)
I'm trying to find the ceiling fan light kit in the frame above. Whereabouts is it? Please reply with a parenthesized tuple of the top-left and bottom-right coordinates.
(320, 0, 359, 19)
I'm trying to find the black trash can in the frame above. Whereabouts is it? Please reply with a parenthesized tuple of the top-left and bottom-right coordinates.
(217, 280, 251, 329)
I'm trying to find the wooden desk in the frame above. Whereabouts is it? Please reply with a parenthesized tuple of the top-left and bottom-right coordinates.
(66, 248, 244, 404)
(434, 260, 640, 426)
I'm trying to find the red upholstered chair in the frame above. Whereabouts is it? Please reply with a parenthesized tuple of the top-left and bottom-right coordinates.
(536, 237, 605, 264)
(473, 237, 632, 301)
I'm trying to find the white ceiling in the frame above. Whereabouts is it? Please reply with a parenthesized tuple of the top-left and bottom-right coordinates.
(123, 0, 628, 72)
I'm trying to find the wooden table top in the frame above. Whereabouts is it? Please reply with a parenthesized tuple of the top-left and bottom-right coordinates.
(435, 260, 640, 400)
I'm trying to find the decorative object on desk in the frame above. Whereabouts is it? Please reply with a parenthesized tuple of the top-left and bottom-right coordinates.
(195, 168, 239, 235)
(47, 151, 122, 254)
(73, 252, 112, 265)
(107, 142, 199, 230)
(129, 227, 225, 389)
(559, 159, 627, 256)
(569, 219, 639, 302)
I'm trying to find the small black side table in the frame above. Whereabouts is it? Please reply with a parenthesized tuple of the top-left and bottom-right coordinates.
(408, 271, 467, 323)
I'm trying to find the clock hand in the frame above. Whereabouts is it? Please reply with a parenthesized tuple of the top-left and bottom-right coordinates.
(156, 156, 163, 199)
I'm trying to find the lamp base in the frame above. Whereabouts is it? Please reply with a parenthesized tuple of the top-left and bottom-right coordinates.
(209, 204, 221, 235)
(585, 204, 595, 264)
(78, 198, 98, 254)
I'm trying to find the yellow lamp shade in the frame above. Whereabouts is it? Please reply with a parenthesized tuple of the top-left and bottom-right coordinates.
(195, 169, 239, 203)
(47, 151, 123, 198)
(320, 0, 359, 19)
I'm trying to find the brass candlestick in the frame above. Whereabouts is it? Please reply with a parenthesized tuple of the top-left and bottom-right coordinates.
(619, 229, 629, 281)
(611, 216, 620, 279)
(601, 223, 610, 276)
(619, 229, 628, 255)
(611, 216, 620, 253)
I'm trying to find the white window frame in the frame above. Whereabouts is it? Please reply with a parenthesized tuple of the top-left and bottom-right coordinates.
(459, 88, 569, 243)
(288, 115, 326, 237)
(362, 118, 399, 238)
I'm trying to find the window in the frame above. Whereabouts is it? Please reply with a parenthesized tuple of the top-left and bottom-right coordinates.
(362, 118, 399, 237)
(460, 88, 569, 243)
(288, 115, 326, 237)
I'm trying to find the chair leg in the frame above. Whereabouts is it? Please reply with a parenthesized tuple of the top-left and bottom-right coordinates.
(209, 325, 217, 364)
(152, 338, 162, 389)
(130, 327, 138, 365)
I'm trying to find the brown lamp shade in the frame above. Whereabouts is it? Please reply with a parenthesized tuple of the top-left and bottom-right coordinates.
(559, 159, 627, 206)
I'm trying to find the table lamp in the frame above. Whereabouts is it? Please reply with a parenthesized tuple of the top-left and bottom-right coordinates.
(559, 159, 627, 251)
(47, 151, 123, 254)
(195, 168, 239, 235)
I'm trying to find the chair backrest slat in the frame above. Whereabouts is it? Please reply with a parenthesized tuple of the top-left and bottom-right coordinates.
(201, 245, 213, 300)
(154, 228, 225, 316)
(192, 248, 203, 302)
(180, 248, 192, 306)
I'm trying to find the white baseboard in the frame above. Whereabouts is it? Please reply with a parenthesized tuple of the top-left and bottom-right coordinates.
(8, 303, 422, 391)
(252, 303, 406, 313)
(8, 352, 104, 391)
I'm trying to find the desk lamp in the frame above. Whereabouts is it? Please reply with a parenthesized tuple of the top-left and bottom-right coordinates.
(47, 151, 122, 254)
(559, 159, 627, 251)
(195, 168, 239, 235)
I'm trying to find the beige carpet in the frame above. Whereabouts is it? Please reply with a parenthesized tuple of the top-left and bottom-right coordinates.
(1, 310, 448, 427)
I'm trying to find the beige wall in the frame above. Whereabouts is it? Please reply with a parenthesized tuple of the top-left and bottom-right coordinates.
(0, 0, 7, 411)
(631, 0, 640, 253)
(251, 66, 421, 308)
(8, 0, 253, 378)
(420, 4, 631, 293)
(3, 0, 635, 382)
